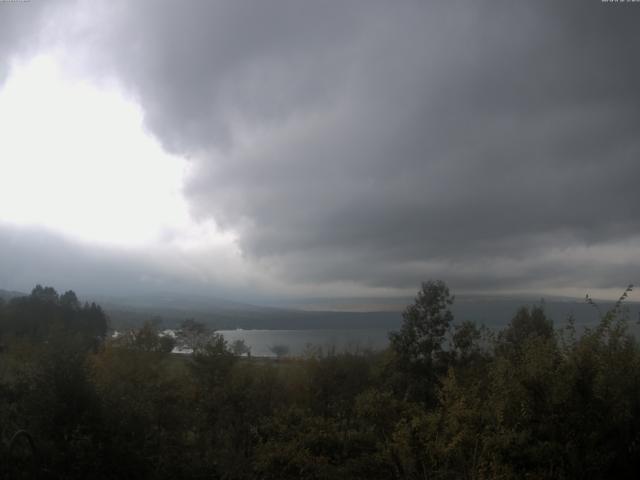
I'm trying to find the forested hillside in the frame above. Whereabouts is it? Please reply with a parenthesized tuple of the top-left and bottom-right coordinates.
(1, 282, 639, 479)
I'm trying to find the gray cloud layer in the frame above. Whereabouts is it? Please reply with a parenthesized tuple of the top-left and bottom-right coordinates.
(0, 0, 51, 80)
(2, 0, 640, 296)
(0, 222, 272, 300)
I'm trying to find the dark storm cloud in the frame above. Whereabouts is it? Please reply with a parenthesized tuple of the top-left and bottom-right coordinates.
(6, 0, 640, 294)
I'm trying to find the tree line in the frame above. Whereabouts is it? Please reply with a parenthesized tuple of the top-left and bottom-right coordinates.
(0, 281, 639, 479)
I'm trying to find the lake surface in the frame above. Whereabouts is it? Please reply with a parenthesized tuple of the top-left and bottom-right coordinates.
(217, 328, 391, 357)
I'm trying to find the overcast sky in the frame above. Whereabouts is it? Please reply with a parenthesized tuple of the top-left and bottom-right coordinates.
(0, 0, 639, 302)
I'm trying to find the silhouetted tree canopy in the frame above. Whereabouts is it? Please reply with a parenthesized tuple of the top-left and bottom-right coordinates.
(500, 304, 553, 347)
(1, 281, 639, 479)
(388, 280, 456, 403)
(0, 285, 107, 343)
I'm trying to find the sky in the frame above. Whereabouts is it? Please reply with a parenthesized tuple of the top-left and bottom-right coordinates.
(0, 0, 639, 302)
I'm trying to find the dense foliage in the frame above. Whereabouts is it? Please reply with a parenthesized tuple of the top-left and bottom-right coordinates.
(1, 282, 639, 479)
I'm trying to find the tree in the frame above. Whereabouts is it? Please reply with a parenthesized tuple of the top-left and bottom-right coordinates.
(1, 286, 107, 343)
(31, 285, 59, 304)
(191, 333, 236, 385)
(499, 304, 553, 353)
(389, 280, 455, 403)
(269, 344, 290, 359)
(115, 321, 175, 353)
(60, 290, 80, 309)
(390, 281, 454, 363)
(176, 318, 212, 351)
(231, 339, 251, 357)
(452, 320, 486, 365)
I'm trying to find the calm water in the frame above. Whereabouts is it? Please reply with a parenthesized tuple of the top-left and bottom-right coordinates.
(217, 329, 390, 357)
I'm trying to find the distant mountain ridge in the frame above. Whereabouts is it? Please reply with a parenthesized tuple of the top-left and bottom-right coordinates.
(2, 287, 639, 332)
(85, 292, 403, 330)
(84, 292, 640, 332)
(0, 289, 27, 301)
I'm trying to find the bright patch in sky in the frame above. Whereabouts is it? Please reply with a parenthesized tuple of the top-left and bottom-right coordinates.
(0, 54, 231, 250)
